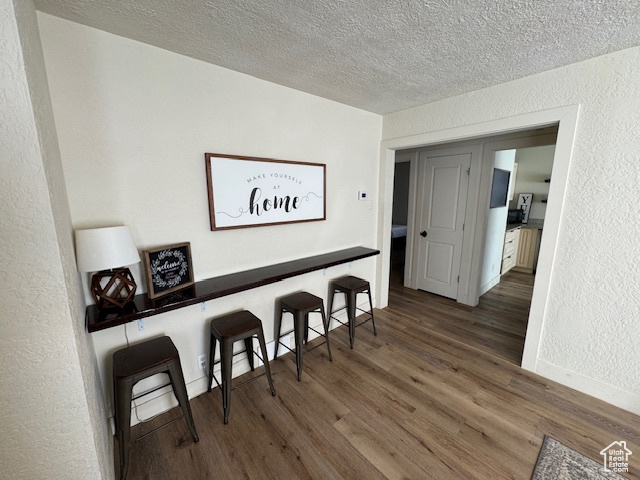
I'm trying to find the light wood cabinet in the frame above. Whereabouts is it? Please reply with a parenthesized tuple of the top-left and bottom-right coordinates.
(513, 227, 539, 273)
(501, 227, 520, 275)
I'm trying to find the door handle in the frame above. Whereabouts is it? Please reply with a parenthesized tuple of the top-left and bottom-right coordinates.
(420, 230, 427, 237)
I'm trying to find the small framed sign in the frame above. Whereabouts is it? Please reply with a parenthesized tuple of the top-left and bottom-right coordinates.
(517, 193, 533, 223)
(205, 153, 326, 231)
(142, 242, 194, 299)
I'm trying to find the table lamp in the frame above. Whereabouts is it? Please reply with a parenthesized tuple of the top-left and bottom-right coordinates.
(75, 226, 141, 309)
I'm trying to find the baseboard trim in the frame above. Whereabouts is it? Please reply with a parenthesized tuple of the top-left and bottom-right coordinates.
(536, 359, 640, 415)
(479, 275, 500, 296)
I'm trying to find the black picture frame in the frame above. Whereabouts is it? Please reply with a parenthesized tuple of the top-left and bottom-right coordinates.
(490, 168, 511, 208)
(142, 242, 194, 299)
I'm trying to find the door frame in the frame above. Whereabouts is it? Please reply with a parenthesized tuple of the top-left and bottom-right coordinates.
(376, 105, 580, 373)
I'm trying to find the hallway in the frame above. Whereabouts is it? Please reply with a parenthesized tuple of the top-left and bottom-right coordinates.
(389, 267, 533, 365)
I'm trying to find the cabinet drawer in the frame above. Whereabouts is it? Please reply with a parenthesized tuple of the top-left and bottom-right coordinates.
(505, 229, 519, 242)
(501, 254, 516, 274)
(503, 240, 517, 259)
(502, 227, 521, 275)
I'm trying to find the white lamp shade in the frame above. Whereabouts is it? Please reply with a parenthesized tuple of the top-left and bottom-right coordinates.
(75, 226, 141, 272)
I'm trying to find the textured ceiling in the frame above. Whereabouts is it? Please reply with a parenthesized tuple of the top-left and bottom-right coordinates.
(34, 0, 640, 114)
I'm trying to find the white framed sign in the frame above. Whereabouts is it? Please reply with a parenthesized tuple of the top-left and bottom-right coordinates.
(205, 153, 326, 231)
(517, 192, 533, 223)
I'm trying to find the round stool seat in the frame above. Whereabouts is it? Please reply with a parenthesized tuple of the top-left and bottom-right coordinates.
(280, 291, 324, 312)
(210, 310, 262, 339)
(331, 275, 371, 293)
(114, 336, 179, 379)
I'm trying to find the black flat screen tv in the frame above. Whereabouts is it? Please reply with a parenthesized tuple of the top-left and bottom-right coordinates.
(490, 168, 510, 208)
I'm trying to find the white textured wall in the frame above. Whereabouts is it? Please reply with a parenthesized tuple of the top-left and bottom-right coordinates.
(0, 1, 109, 478)
(510, 145, 555, 220)
(38, 13, 382, 421)
(383, 46, 640, 410)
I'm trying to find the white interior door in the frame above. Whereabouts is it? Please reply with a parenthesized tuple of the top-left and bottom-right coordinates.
(416, 152, 471, 299)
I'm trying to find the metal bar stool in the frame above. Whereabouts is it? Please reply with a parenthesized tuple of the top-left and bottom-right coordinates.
(113, 336, 199, 480)
(207, 310, 276, 424)
(327, 276, 377, 349)
(274, 292, 333, 381)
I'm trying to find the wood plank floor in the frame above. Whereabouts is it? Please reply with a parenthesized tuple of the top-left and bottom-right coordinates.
(122, 274, 639, 479)
(389, 269, 533, 365)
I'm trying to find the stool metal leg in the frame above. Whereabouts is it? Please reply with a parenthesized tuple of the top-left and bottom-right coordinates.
(244, 337, 255, 371)
(293, 310, 305, 381)
(274, 307, 284, 359)
(367, 288, 377, 336)
(167, 361, 199, 442)
(320, 303, 333, 361)
(221, 338, 233, 424)
(207, 333, 217, 393)
(327, 287, 336, 328)
(257, 329, 276, 395)
(114, 377, 133, 480)
(346, 291, 357, 349)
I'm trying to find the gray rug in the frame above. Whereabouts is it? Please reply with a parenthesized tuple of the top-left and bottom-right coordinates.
(531, 436, 626, 479)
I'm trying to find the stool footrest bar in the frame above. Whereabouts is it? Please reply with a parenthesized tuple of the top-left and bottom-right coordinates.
(133, 415, 183, 442)
(130, 382, 172, 402)
(233, 371, 267, 390)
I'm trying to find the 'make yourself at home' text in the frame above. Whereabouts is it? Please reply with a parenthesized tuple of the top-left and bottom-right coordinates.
(249, 187, 300, 215)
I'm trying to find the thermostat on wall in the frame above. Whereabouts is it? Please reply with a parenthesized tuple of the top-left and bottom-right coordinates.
(358, 190, 368, 201)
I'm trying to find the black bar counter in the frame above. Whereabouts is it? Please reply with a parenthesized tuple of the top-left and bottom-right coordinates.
(86, 246, 379, 332)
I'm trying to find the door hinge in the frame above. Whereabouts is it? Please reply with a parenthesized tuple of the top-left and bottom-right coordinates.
(467, 167, 470, 175)
(462, 223, 465, 231)
(457, 275, 460, 283)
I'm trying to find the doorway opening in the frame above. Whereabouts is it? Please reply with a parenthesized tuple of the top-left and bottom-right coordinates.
(390, 162, 410, 284)
(376, 105, 579, 373)
(390, 138, 557, 365)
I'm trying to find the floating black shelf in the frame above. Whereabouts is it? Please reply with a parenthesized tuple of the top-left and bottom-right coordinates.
(86, 246, 380, 332)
